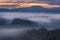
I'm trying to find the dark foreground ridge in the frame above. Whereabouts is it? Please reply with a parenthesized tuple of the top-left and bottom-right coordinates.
(0, 28, 60, 40)
(21, 29, 60, 40)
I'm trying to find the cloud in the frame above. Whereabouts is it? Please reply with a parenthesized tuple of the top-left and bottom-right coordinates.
(0, 28, 31, 38)
(1, 12, 60, 23)
(0, 0, 33, 2)
(0, 0, 60, 5)
(1, 12, 60, 31)
(37, 0, 60, 5)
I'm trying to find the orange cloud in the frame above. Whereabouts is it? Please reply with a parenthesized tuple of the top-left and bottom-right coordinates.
(0, 2, 60, 8)
(18, 3, 60, 8)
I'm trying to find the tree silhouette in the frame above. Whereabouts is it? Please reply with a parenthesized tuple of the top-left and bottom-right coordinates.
(11, 18, 36, 26)
(0, 20, 6, 25)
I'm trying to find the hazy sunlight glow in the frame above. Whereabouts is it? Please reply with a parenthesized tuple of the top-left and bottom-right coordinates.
(0, 2, 60, 8)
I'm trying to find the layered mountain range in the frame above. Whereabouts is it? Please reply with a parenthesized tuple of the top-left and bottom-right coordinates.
(0, 6, 60, 13)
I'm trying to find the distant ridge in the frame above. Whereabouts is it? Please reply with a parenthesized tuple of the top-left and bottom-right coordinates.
(0, 6, 60, 13)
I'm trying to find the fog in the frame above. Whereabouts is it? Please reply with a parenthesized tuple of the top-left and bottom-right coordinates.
(0, 12, 60, 38)
(0, 12, 60, 23)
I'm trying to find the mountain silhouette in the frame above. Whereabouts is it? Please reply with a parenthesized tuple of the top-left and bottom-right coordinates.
(0, 6, 60, 13)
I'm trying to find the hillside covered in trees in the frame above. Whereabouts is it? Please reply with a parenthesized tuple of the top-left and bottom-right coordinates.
(0, 17, 60, 40)
(0, 28, 60, 40)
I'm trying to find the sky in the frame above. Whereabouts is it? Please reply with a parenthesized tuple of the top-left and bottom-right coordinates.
(0, 0, 60, 8)
(0, 0, 60, 5)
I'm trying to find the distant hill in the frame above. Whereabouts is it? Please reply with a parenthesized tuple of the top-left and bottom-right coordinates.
(0, 18, 38, 27)
(11, 18, 37, 27)
(12, 6, 47, 12)
(0, 6, 60, 13)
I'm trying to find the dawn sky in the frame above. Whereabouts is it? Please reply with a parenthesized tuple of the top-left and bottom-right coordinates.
(0, 0, 60, 5)
(0, 0, 60, 8)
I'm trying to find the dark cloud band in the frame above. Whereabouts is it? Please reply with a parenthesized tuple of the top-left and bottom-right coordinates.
(37, 0, 60, 5)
